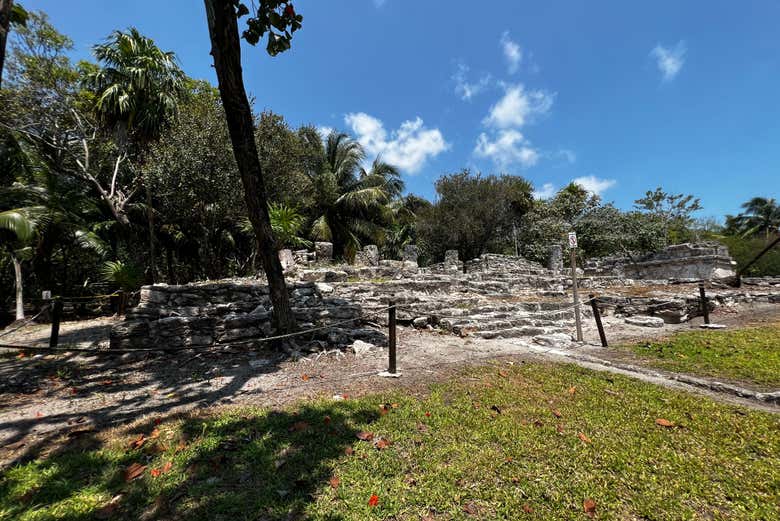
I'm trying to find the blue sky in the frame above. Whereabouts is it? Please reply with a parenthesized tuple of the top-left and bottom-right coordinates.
(22, 0, 780, 219)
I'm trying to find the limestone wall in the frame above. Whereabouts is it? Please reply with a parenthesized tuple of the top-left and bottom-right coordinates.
(110, 280, 383, 350)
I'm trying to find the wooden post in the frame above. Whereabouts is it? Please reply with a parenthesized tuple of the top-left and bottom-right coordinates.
(388, 301, 397, 374)
(570, 246, 583, 342)
(698, 283, 710, 324)
(589, 294, 607, 347)
(50, 298, 62, 348)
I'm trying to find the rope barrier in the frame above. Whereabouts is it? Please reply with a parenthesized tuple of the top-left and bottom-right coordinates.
(0, 305, 396, 358)
(0, 305, 51, 339)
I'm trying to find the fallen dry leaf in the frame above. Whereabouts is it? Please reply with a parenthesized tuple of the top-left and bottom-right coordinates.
(522, 503, 534, 513)
(368, 494, 379, 507)
(129, 434, 146, 449)
(161, 461, 173, 473)
(568, 386, 577, 395)
(124, 462, 147, 482)
(356, 431, 374, 441)
(289, 421, 310, 433)
(329, 476, 340, 489)
(374, 437, 391, 450)
(301, 373, 310, 381)
(551, 409, 562, 418)
(150, 468, 161, 478)
(154, 418, 162, 426)
(556, 424, 565, 434)
(578, 432, 592, 444)
(462, 502, 479, 515)
(583, 498, 596, 518)
(149, 428, 160, 439)
(655, 418, 675, 428)
(344, 446, 354, 456)
(323, 415, 331, 424)
(498, 370, 508, 377)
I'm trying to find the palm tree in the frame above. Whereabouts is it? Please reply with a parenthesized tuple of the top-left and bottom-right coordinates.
(735, 197, 780, 241)
(85, 27, 185, 282)
(309, 131, 404, 259)
(0, 206, 44, 320)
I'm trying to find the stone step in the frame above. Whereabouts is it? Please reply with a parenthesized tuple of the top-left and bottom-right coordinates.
(476, 325, 570, 339)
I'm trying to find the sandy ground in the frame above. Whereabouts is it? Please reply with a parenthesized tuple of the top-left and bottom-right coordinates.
(1, 303, 778, 467)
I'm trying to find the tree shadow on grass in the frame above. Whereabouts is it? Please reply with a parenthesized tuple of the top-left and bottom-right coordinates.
(0, 402, 379, 520)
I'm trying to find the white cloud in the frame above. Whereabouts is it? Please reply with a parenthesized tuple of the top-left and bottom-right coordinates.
(533, 182, 557, 199)
(317, 126, 334, 141)
(571, 175, 616, 196)
(500, 31, 522, 74)
(452, 62, 492, 101)
(651, 41, 686, 81)
(483, 83, 554, 129)
(344, 112, 449, 174)
(557, 149, 576, 164)
(474, 129, 539, 168)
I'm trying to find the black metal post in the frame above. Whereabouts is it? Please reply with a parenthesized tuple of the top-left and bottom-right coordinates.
(589, 294, 608, 347)
(698, 283, 710, 324)
(388, 301, 397, 374)
(50, 298, 62, 348)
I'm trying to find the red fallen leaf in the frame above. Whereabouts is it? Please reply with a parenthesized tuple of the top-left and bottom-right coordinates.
(323, 415, 331, 424)
(655, 418, 675, 428)
(35, 411, 44, 418)
(329, 476, 340, 489)
(522, 503, 534, 513)
(356, 431, 374, 441)
(374, 437, 391, 450)
(161, 461, 173, 473)
(551, 409, 562, 418)
(16, 352, 26, 359)
(150, 468, 161, 478)
(368, 494, 379, 507)
(69, 388, 78, 395)
(583, 498, 596, 517)
(124, 462, 147, 482)
(301, 373, 310, 381)
(129, 434, 146, 449)
(344, 447, 354, 456)
(149, 428, 160, 439)
(101, 380, 113, 385)
(153, 418, 162, 426)
(578, 432, 592, 444)
(289, 421, 309, 432)
(379, 404, 389, 415)
(425, 412, 431, 417)
(568, 386, 577, 395)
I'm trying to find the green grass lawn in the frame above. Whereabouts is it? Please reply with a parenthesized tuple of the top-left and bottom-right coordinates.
(2, 362, 779, 520)
(620, 322, 780, 390)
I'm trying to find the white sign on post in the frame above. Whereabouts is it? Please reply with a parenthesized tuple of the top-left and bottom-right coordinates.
(41, 290, 52, 300)
(567, 232, 578, 249)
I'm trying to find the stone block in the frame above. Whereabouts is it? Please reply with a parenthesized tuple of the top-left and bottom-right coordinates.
(402, 244, 419, 264)
(278, 249, 295, 270)
(315, 241, 333, 261)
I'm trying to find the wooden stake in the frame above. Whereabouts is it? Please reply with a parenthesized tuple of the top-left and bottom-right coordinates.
(589, 294, 607, 347)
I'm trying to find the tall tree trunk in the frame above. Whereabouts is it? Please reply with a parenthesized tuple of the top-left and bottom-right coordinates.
(12, 254, 23, 320)
(203, 0, 295, 333)
(146, 178, 156, 283)
(0, 0, 12, 88)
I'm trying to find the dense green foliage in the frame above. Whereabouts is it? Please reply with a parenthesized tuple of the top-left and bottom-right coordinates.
(2, 362, 778, 519)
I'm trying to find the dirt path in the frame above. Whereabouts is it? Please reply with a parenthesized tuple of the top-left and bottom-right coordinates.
(1, 304, 778, 467)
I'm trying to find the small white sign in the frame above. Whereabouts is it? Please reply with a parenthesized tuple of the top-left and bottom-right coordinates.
(41, 290, 52, 300)
(567, 232, 578, 249)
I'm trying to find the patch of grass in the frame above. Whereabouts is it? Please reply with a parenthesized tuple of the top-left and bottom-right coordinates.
(620, 323, 780, 389)
(2, 362, 779, 520)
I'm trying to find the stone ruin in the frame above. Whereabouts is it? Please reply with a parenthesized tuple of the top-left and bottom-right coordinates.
(583, 242, 737, 280)
(110, 242, 780, 351)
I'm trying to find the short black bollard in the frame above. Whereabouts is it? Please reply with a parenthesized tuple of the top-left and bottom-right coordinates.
(388, 301, 397, 374)
(589, 294, 608, 347)
(50, 298, 63, 348)
(698, 283, 710, 325)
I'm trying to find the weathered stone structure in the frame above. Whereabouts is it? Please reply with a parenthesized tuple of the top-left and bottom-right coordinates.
(110, 281, 383, 350)
(315, 241, 333, 261)
(584, 242, 736, 280)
